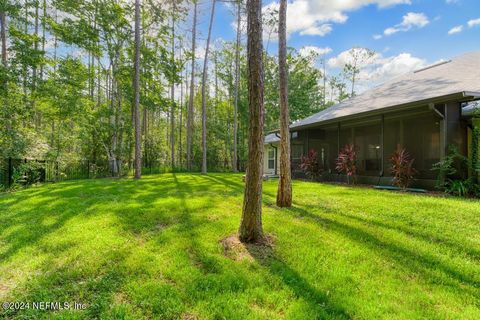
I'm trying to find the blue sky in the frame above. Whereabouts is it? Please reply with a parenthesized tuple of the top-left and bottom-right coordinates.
(194, 0, 480, 92)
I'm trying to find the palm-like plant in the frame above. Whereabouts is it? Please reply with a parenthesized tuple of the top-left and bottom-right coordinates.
(390, 146, 416, 189)
(336, 144, 357, 184)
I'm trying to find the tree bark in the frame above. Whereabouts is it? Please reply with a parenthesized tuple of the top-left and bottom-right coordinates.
(40, 0, 46, 80)
(170, 1, 176, 170)
(276, 0, 292, 207)
(239, 0, 264, 243)
(233, 0, 241, 172)
(186, 1, 197, 171)
(1, 9, 6, 66)
(133, 0, 142, 179)
(201, 0, 216, 174)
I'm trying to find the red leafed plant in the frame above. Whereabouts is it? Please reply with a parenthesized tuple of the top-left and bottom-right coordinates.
(336, 144, 357, 184)
(390, 146, 417, 189)
(300, 149, 322, 181)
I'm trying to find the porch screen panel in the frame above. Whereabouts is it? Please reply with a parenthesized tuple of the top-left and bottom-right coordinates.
(325, 127, 339, 173)
(384, 111, 440, 180)
(339, 120, 382, 176)
(354, 122, 382, 176)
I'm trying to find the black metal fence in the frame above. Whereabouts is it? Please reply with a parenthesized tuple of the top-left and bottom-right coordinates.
(0, 158, 114, 189)
(0, 158, 247, 189)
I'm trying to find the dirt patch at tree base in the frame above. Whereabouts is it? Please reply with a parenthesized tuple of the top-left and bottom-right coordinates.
(220, 234, 275, 262)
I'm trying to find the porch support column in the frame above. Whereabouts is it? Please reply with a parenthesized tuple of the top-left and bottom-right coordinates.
(381, 115, 385, 176)
(440, 104, 447, 159)
(337, 122, 341, 154)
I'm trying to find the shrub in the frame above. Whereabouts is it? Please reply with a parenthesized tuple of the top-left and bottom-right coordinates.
(390, 146, 416, 189)
(12, 161, 45, 188)
(431, 145, 467, 189)
(445, 180, 470, 197)
(300, 149, 322, 181)
(335, 144, 357, 184)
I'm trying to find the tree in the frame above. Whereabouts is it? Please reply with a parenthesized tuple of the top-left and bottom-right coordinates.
(133, 0, 141, 179)
(186, 1, 197, 171)
(342, 47, 376, 96)
(170, 0, 176, 170)
(1, 4, 7, 66)
(239, 0, 264, 243)
(276, 0, 291, 207)
(232, 0, 241, 172)
(201, 0, 216, 174)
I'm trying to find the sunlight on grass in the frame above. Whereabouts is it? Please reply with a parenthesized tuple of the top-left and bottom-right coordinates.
(0, 173, 479, 319)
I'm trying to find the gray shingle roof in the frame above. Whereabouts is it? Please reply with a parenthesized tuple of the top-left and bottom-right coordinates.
(291, 51, 480, 129)
(265, 133, 280, 144)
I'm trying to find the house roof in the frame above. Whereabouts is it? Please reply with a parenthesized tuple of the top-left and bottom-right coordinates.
(462, 101, 480, 117)
(290, 51, 480, 130)
(265, 133, 280, 144)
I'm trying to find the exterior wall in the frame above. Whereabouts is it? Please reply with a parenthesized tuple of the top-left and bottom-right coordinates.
(288, 104, 469, 189)
(264, 144, 280, 176)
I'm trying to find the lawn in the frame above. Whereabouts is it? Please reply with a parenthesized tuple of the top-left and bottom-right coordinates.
(0, 173, 479, 319)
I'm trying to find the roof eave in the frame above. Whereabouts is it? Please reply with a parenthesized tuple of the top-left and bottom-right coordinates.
(290, 92, 475, 131)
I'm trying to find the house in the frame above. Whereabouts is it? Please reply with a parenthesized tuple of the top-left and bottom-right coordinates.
(264, 51, 480, 189)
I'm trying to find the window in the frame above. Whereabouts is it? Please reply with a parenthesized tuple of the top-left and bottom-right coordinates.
(268, 148, 275, 169)
(292, 144, 304, 160)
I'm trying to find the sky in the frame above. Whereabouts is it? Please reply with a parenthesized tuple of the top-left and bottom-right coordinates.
(193, 0, 480, 93)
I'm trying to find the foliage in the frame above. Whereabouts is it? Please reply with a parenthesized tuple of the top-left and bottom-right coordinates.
(0, 173, 479, 318)
(444, 179, 469, 197)
(471, 124, 480, 184)
(390, 146, 416, 189)
(0, 0, 336, 173)
(431, 144, 480, 197)
(341, 47, 376, 96)
(11, 161, 44, 188)
(335, 144, 357, 184)
(300, 149, 322, 181)
(431, 145, 468, 189)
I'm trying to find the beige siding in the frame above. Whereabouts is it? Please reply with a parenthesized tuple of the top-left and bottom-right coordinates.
(264, 144, 280, 176)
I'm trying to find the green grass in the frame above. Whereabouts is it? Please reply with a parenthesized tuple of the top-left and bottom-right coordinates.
(0, 173, 479, 319)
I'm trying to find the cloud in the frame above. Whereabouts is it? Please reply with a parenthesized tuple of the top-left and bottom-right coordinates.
(373, 34, 383, 40)
(327, 48, 380, 69)
(327, 49, 427, 93)
(298, 46, 332, 57)
(445, 0, 459, 3)
(448, 25, 463, 34)
(299, 24, 333, 36)
(382, 12, 429, 36)
(262, 0, 411, 38)
(467, 18, 480, 27)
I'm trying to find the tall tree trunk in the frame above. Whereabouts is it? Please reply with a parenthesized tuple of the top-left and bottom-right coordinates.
(239, 0, 264, 243)
(1, 10, 6, 66)
(133, 0, 142, 179)
(276, 0, 292, 207)
(33, 0, 39, 91)
(322, 58, 326, 106)
(201, 0, 216, 174)
(233, 0, 241, 172)
(1, 8, 9, 132)
(40, 0, 46, 80)
(186, 1, 197, 171)
(179, 45, 185, 168)
(170, 1, 176, 170)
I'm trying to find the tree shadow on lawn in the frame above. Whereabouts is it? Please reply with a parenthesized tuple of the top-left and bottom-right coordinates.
(0, 174, 230, 319)
(1, 248, 129, 319)
(243, 240, 352, 319)
(337, 211, 480, 262)
(284, 205, 480, 297)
